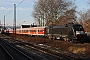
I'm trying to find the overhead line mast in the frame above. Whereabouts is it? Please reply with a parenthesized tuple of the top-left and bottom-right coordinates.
(4, 15, 5, 29)
(13, 4, 16, 34)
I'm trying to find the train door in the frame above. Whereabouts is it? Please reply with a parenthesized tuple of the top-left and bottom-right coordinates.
(28, 30, 30, 35)
(36, 29, 38, 35)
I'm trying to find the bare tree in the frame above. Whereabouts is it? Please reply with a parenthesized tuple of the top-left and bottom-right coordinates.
(32, 0, 75, 26)
(57, 7, 77, 25)
(78, 9, 90, 32)
(78, 11, 87, 23)
(84, 19, 90, 32)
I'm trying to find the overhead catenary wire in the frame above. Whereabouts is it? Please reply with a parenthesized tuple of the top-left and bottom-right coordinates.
(6, 10, 13, 16)
(17, 15, 31, 21)
(5, 0, 15, 16)
(16, 0, 25, 7)
(0, 0, 26, 26)
(5, 0, 26, 16)
(1, 0, 34, 26)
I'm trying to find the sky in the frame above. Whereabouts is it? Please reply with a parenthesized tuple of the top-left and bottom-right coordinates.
(0, 0, 90, 26)
(75, 0, 89, 11)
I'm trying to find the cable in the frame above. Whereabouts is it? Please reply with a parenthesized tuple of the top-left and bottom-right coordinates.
(16, 0, 25, 7)
(17, 15, 31, 21)
(1, 0, 27, 25)
(6, 10, 13, 16)
(5, 0, 26, 16)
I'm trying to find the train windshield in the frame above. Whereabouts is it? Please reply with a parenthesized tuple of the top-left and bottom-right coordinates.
(73, 25, 84, 31)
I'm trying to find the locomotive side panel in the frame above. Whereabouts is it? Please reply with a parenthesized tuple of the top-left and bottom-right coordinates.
(45, 26, 72, 40)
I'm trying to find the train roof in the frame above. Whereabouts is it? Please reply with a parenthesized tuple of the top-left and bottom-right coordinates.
(29, 26, 46, 28)
(66, 24, 82, 27)
(46, 26, 67, 28)
(46, 24, 83, 28)
(20, 26, 46, 30)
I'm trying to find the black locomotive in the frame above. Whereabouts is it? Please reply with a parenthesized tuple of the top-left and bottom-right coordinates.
(45, 24, 85, 42)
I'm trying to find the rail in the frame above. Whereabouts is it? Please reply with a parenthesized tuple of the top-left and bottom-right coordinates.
(0, 38, 33, 60)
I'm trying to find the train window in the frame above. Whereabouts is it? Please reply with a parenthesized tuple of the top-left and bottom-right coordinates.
(28, 30, 30, 32)
(19, 30, 20, 32)
(30, 30, 32, 32)
(22, 30, 27, 32)
(22, 30, 23, 32)
(48, 29, 49, 33)
(24, 30, 25, 32)
(38, 30, 44, 32)
(26, 30, 28, 32)
(30, 30, 36, 32)
(73, 25, 84, 31)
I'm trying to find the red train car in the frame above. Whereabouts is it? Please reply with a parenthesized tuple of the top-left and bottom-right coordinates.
(8, 26, 46, 36)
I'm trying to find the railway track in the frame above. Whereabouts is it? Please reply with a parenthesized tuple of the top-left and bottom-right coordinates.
(0, 34, 88, 60)
(0, 45, 13, 60)
(0, 38, 60, 60)
(19, 41, 86, 60)
(0, 38, 33, 60)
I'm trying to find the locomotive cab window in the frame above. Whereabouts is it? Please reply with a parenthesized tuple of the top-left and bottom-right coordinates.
(73, 25, 84, 31)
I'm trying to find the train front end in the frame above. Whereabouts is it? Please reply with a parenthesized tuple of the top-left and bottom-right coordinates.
(72, 24, 85, 40)
(76, 31, 85, 37)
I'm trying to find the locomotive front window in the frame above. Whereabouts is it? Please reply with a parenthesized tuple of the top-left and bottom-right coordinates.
(73, 25, 84, 31)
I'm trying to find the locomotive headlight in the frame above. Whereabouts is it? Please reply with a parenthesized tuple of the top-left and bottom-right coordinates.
(76, 31, 84, 34)
(76, 31, 84, 37)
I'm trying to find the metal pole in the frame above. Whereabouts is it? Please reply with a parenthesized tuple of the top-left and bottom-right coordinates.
(0, 20, 1, 26)
(14, 4, 16, 34)
(0, 20, 1, 30)
(4, 15, 5, 29)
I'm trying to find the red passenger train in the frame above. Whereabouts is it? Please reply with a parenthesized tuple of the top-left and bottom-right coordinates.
(8, 26, 46, 36)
